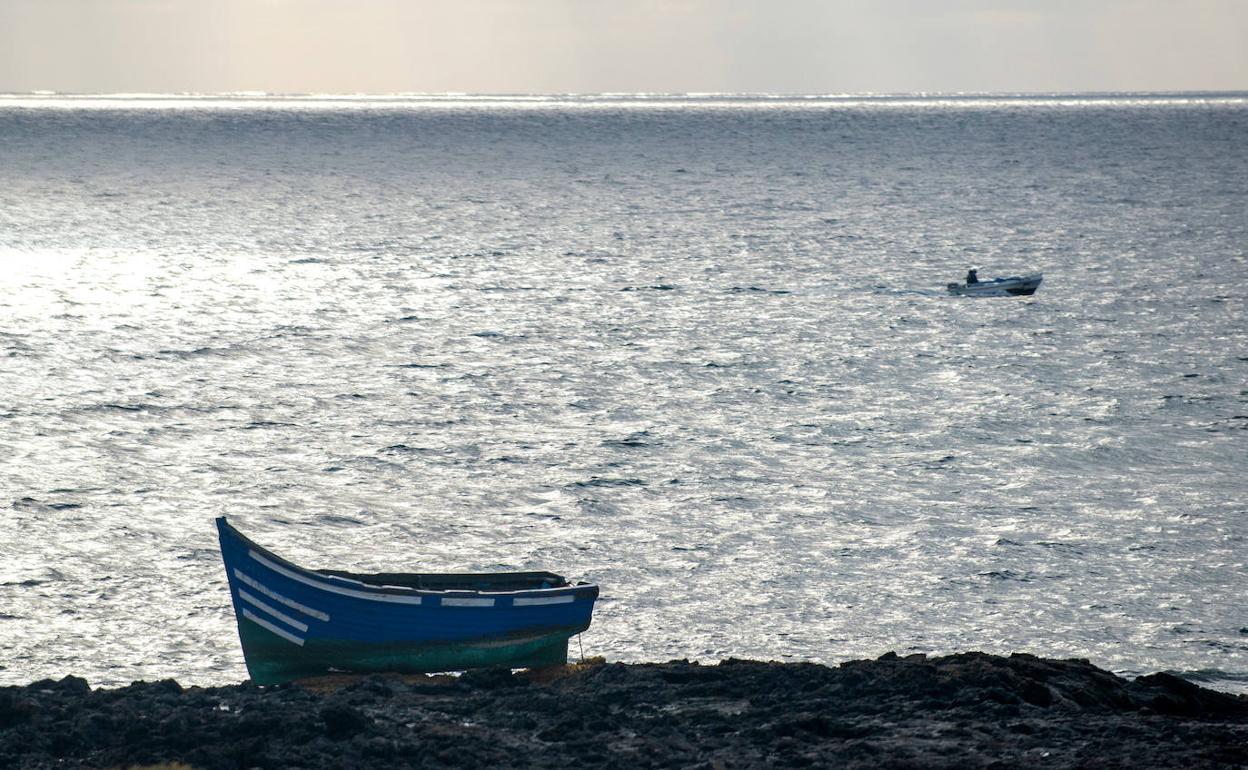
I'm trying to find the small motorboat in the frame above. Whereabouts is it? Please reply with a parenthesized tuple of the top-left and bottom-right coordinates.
(217, 517, 599, 684)
(947, 272, 1042, 296)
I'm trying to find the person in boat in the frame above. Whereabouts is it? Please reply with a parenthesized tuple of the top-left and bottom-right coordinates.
(965, 268, 979, 285)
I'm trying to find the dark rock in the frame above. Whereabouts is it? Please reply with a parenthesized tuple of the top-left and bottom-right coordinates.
(459, 666, 527, 690)
(0, 654, 1244, 769)
(0, 692, 40, 728)
(1134, 671, 1247, 717)
(148, 677, 184, 695)
(321, 703, 369, 739)
(27, 675, 90, 695)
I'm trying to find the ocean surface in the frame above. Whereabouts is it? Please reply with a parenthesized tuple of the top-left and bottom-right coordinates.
(1, 93, 1245, 692)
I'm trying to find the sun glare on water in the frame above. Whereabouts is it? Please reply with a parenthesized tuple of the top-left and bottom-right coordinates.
(4, 249, 166, 318)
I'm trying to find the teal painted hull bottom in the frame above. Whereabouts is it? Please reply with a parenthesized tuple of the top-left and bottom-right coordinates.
(238, 620, 577, 685)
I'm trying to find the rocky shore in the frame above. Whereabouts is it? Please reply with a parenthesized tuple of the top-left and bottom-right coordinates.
(2, 652, 1246, 769)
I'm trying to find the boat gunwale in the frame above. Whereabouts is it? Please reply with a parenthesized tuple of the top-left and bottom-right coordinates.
(218, 517, 597, 600)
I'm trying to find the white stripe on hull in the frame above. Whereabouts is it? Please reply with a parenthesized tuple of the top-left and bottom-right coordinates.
(442, 597, 495, 607)
(514, 595, 575, 606)
(242, 608, 305, 646)
(238, 589, 310, 633)
(233, 568, 330, 621)
(249, 550, 424, 605)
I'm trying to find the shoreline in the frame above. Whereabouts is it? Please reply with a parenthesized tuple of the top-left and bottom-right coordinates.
(3, 651, 1247, 769)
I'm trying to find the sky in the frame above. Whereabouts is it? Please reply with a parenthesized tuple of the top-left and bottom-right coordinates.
(0, 0, 1245, 94)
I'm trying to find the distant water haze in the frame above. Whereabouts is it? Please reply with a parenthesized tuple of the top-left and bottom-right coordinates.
(0, 1, 1246, 93)
(0, 94, 1245, 691)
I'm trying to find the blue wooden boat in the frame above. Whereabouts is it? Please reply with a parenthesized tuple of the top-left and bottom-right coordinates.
(216, 517, 599, 685)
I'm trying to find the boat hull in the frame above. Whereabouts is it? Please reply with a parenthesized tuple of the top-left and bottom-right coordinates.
(217, 517, 598, 684)
(236, 623, 572, 684)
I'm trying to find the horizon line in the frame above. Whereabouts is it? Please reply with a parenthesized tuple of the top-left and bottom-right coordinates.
(3, 89, 1248, 100)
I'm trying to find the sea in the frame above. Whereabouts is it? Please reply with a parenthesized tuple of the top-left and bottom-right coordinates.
(0, 93, 1245, 692)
